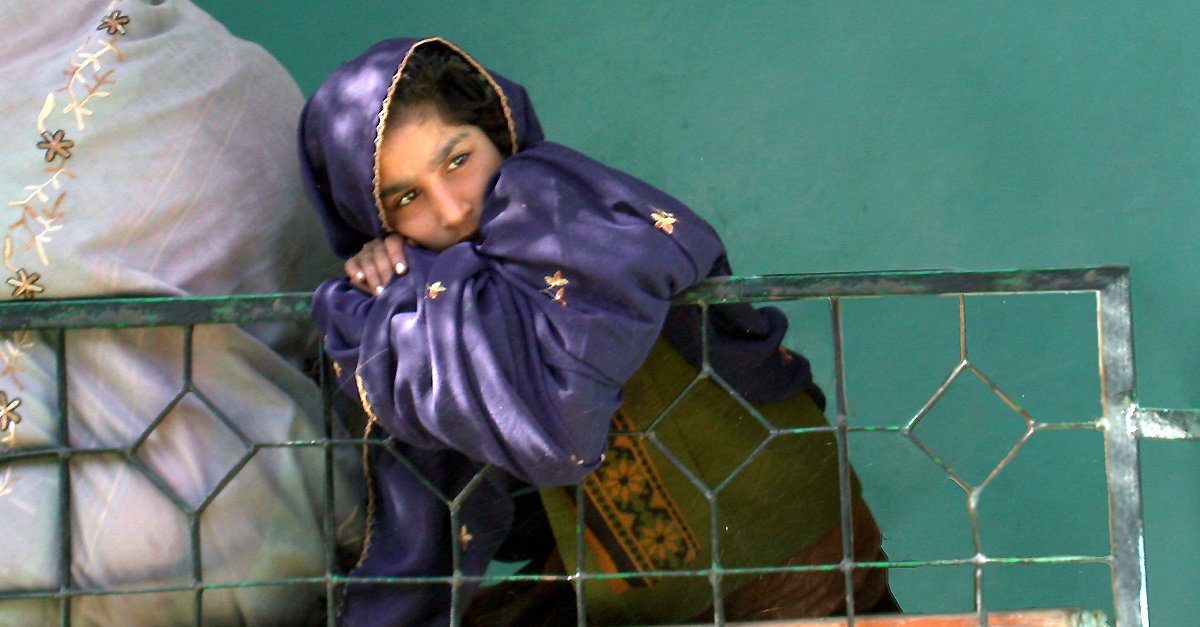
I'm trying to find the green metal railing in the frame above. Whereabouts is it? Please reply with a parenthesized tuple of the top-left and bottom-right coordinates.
(0, 266, 1193, 626)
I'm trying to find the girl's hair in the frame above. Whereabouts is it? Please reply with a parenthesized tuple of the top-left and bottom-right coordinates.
(387, 43, 512, 155)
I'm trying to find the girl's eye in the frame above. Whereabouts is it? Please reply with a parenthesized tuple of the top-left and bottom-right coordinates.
(447, 153, 469, 171)
(396, 190, 419, 207)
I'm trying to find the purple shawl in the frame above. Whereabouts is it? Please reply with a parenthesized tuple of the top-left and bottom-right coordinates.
(300, 37, 813, 626)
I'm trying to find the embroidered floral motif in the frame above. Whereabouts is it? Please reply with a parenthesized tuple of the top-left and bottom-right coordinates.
(9, 0, 127, 289)
(574, 409, 700, 593)
(7, 269, 43, 300)
(601, 459, 647, 502)
(641, 515, 685, 564)
(544, 270, 568, 288)
(650, 208, 676, 234)
(81, 69, 116, 100)
(61, 40, 125, 131)
(36, 130, 74, 162)
(2, 1, 129, 495)
(0, 332, 33, 390)
(10, 171, 74, 219)
(96, 10, 131, 36)
(426, 281, 446, 299)
(16, 211, 64, 268)
(0, 335, 29, 476)
(541, 270, 569, 306)
(10, 188, 69, 271)
(0, 391, 21, 431)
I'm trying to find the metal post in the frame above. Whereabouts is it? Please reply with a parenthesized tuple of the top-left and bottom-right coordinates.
(1097, 272, 1149, 627)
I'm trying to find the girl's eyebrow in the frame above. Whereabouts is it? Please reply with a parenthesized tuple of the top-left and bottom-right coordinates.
(430, 131, 469, 171)
(379, 131, 470, 200)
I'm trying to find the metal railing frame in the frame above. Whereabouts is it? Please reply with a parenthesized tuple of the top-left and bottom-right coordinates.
(0, 265, 1195, 627)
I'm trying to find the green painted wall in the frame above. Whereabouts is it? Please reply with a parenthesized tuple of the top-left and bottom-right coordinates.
(197, 1, 1200, 623)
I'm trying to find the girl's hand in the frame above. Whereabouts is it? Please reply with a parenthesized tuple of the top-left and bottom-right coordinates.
(345, 234, 408, 294)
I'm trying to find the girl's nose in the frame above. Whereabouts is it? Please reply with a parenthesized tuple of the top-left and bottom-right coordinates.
(430, 183, 474, 229)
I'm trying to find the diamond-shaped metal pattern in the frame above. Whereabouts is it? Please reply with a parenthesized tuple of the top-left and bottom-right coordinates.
(646, 375, 772, 494)
(905, 363, 1033, 493)
(0, 322, 349, 626)
(134, 390, 251, 509)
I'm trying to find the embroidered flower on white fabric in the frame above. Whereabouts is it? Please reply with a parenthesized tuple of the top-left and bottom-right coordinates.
(0, 391, 21, 431)
(6, 269, 43, 300)
(96, 10, 131, 36)
(36, 130, 74, 163)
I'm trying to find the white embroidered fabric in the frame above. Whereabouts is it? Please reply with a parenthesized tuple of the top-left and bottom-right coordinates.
(0, 1, 360, 624)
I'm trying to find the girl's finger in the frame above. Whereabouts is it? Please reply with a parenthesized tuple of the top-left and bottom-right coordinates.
(371, 241, 396, 286)
(383, 233, 408, 275)
(344, 258, 370, 293)
(361, 259, 383, 294)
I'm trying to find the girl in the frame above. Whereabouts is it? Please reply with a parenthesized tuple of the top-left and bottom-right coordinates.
(300, 37, 897, 626)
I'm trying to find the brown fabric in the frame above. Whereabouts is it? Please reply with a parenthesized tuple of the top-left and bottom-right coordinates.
(710, 499, 896, 622)
(463, 501, 898, 626)
(463, 551, 575, 627)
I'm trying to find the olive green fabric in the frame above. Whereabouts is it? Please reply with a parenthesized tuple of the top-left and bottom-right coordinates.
(540, 337, 858, 625)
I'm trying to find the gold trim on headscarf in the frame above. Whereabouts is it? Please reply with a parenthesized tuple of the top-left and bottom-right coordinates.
(372, 37, 519, 233)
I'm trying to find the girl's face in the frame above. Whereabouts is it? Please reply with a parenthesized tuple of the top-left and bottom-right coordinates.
(377, 109, 505, 251)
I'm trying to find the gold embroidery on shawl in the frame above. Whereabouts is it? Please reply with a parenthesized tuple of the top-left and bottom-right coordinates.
(9, 0, 128, 272)
(1, 0, 129, 480)
(459, 525, 474, 548)
(338, 418, 378, 620)
(96, 10, 131, 36)
(7, 269, 43, 300)
(353, 419, 378, 568)
(426, 281, 446, 299)
(0, 389, 21, 489)
(354, 372, 381, 425)
(541, 270, 569, 306)
(0, 332, 33, 392)
(651, 208, 677, 234)
(347, 371, 384, 592)
(571, 409, 700, 594)
(0, 392, 21, 432)
(36, 130, 74, 162)
(544, 270, 568, 288)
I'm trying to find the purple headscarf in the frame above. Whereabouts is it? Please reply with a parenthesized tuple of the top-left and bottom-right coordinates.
(299, 38, 544, 258)
(300, 37, 812, 625)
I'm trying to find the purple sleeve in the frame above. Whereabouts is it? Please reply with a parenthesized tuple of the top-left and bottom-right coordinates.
(314, 143, 725, 487)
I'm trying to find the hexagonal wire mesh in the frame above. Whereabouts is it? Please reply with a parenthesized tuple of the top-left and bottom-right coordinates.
(0, 267, 1190, 627)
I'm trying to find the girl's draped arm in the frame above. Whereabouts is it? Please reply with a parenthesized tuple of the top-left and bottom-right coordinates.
(314, 143, 725, 487)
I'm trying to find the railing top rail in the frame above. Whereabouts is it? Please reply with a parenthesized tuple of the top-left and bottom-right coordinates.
(0, 266, 1128, 330)
(0, 293, 313, 330)
(676, 265, 1128, 303)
